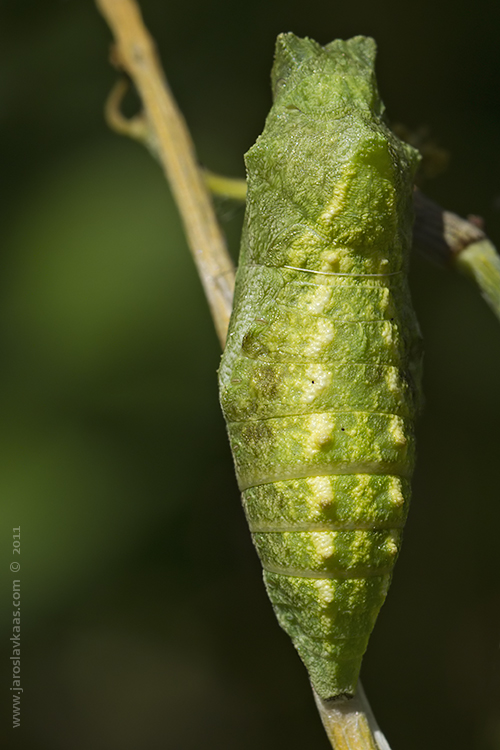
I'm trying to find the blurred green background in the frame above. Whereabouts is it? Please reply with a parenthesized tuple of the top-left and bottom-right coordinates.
(1, 1, 500, 748)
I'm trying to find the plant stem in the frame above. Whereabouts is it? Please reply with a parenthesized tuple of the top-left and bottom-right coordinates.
(203, 170, 247, 202)
(413, 188, 500, 323)
(95, 0, 235, 347)
(455, 240, 500, 320)
(314, 684, 392, 750)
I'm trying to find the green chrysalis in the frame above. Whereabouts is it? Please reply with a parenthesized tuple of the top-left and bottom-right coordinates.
(218, 33, 423, 700)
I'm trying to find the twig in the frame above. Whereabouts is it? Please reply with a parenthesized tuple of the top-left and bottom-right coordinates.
(455, 240, 500, 319)
(316, 699, 379, 750)
(203, 170, 247, 202)
(104, 77, 151, 143)
(95, 0, 234, 347)
(314, 684, 392, 750)
(413, 188, 500, 322)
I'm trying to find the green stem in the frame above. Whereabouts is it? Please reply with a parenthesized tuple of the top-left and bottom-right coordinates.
(203, 169, 247, 202)
(455, 239, 500, 321)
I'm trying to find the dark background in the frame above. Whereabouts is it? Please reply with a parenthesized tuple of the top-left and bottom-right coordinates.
(1, 1, 500, 748)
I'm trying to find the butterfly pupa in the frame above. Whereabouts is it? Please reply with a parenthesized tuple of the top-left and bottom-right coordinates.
(218, 33, 422, 700)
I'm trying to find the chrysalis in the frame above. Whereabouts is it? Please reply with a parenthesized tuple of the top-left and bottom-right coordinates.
(218, 33, 423, 700)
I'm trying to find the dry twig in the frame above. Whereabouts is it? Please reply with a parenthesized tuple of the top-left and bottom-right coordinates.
(413, 188, 500, 321)
(96, 0, 234, 347)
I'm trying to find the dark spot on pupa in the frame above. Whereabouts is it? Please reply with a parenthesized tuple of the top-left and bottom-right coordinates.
(241, 328, 269, 357)
(242, 421, 273, 444)
(256, 365, 280, 399)
(322, 692, 355, 704)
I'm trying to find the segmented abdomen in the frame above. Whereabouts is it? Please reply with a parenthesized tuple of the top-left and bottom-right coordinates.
(219, 265, 421, 700)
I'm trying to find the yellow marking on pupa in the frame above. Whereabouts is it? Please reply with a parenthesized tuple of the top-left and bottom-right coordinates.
(301, 365, 332, 404)
(349, 530, 370, 558)
(379, 286, 390, 312)
(307, 475, 334, 513)
(389, 478, 405, 507)
(385, 366, 401, 393)
(389, 416, 407, 446)
(381, 321, 398, 354)
(311, 532, 335, 560)
(303, 318, 335, 357)
(378, 258, 390, 274)
(305, 413, 335, 455)
(319, 182, 349, 224)
(320, 249, 341, 273)
(317, 162, 358, 229)
(384, 532, 400, 558)
(314, 578, 335, 604)
(305, 285, 332, 314)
